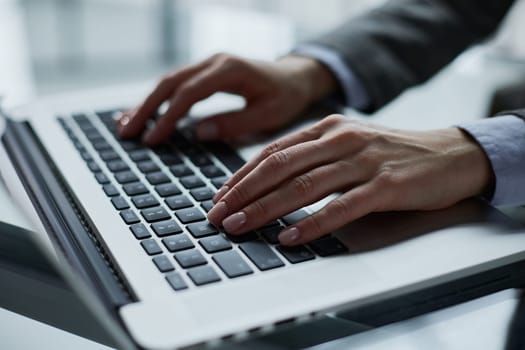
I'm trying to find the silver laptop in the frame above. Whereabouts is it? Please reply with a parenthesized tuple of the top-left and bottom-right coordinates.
(1, 86, 525, 349)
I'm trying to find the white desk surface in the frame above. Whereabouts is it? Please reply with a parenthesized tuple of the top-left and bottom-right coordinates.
(1, 48, 525, 349)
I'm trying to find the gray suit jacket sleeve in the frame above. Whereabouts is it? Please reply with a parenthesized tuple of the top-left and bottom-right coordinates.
(306, 0, 515, 112)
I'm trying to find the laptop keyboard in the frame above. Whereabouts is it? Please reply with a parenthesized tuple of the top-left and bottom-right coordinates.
(57, 109, 347, 291)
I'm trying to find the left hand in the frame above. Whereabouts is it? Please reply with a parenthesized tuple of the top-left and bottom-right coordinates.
(207, 114, 494, 245)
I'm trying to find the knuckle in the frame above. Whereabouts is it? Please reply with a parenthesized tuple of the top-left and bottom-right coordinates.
(374, 168, 397, 189)
(265, 151, 289, 172)
(177, 81, 198, 99)
(226, 185, 250, 206)
(291, 173, 315, 196)
(248, 200, 270, 218)
(328, 198, 352, 223)
(320, 114, 345, 128)
(304, 214, 324, 238)
(261, 141, 282, 159)
(209, 52, 229, 63)
(215, 53, 243, 71)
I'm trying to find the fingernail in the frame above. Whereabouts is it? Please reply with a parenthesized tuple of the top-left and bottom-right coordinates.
(119, 114, 130, 127)
(222, 211, 246, 232)
(196, 123, 218, 141)
(213, 186, 229, 203)
(207, 201, 228, 224)
(279, 227, 300, 245)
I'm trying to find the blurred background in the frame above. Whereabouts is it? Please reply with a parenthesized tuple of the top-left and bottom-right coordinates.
(1, 0, 524, 107)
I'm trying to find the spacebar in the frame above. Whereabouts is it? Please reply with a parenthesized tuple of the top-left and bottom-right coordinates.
(239, 241, 284, 271)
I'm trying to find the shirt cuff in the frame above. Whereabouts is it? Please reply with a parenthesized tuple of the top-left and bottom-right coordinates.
(292, 44, 371, 110)
(458, 115, 525, 206)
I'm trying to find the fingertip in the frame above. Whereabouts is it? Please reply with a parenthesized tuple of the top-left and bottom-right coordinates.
(278, 227, 301, 246)
(141, 129, 160, 146)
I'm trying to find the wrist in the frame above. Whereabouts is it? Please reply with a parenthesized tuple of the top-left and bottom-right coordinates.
(446, 127, 495, 199)
(278, 55, 338, 104)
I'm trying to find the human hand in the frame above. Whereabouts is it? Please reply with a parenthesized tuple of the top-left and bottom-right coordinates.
(117, 53, 337, 145)
(207, 115, 494, 245)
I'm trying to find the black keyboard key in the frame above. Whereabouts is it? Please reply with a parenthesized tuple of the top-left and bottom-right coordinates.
(146, 171, 170, 185)
(165, 195, 193, 210)
(213, 251, 253, 278)
(153, 255, 175, 272)
(155, 183, 181, 197)
(151, 220, 182, 237)
(115, 170, 139, 184)
(141, 239, 162, 255)
(225, 231, 258, 243)
(181, 145, 202, 158)
(95, 172, 110, 184)
(123, 182, 149, 196)
(131, 194, 159, 209)
(87, 161, 101, 172)
(174, 249, 207, 268)
(199, 235, 232, 253)
(200, 165, 225, 178)
(137, 160, 160, 173)
(80, 150, 93, 162)
(152, 145, 172, 156)
(201, 200, 214, 212)
(107, 160, 130, 172)
(187, 221, 219, 238)
(84, 129, 103, 141)
(120, 140, 143, 152)
(259, 225, 284, 245)
(169, 164, 193, 177)
(239, 241, 284, 271)
(190, 154, 213, 167)
(277, 245, 315, 263)
(102, 184, 119, 197)
(162, 234, 194, 252)
(120, 210, 140, 224)
(96, 109, 119, 123)
(92, 140, 113, 151)
(208, 142, 245, 172)
(158, 153, 183, 166)
(175, 207, 205, 224)
(187, 265, 220, 286)
(73, 113, 90, 125)
(129, 150, 150, 162)
(190, 187, 215, 202)
(111, 196, 130, 210)
(141, 206, 171, 223)
(99, 150, 120, 161)
(166, 273, 188, 291)
(180, 175, 205, 189)
(282, 209, 309, 226)
(130, 223, 151, 239)
(261, 220, 281, 229)
(308, 236, 347, 257)
(211, 176, 228, 189)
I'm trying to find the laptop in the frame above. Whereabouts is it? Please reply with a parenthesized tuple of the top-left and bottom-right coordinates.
(1, 84, 525, 349)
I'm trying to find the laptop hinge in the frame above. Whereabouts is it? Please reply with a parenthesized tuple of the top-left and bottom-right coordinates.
(1, 117, 135, 309)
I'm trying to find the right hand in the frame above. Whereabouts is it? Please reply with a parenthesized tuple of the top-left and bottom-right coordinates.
(117, 53, 337, 145)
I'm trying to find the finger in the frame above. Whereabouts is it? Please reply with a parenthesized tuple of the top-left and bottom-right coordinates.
(118, 60, 210, 138)
(142, 62, 250, 145)
(278, 183, 380, 246)
(194, 102, 272, 142)
(220, 161, 362, 234)
(208, 140, 346, 226)
(213, 125, 323, 203)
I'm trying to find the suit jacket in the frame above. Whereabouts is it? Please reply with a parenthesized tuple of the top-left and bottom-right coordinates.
(307, 0, 517, 113)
